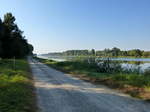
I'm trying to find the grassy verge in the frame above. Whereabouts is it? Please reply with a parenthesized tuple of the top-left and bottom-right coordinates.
(36, 57, 150, 101)
(0, 59, 36, 112)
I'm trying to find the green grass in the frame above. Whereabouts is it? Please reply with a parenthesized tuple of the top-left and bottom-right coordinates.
(35, 57, 150, 100)
(36, 57, 150, 88)
(0, 59, 36, 112)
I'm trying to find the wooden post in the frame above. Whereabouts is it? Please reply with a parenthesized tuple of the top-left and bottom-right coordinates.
(13, 56, 15, 70)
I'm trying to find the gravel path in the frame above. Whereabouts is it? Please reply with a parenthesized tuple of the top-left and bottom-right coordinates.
(29, 58, 150, 112)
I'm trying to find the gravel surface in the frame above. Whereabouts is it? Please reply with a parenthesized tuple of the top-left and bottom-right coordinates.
(29, 58, 150, 112)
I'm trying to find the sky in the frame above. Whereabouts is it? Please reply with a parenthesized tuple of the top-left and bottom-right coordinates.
(0, 0, 150, 54)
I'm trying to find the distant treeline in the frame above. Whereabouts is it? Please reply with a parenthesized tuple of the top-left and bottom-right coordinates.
(43, 47, 150, 57)
(0, 13, 33, 58)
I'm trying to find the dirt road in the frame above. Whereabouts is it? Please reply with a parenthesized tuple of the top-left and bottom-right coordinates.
(29, 58, 150, 112)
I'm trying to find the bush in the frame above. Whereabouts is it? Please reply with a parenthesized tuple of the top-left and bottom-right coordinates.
(97, 59, 122, 73)
(144, 67, 150, 76)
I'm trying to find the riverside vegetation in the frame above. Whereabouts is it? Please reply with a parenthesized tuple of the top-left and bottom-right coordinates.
(36, 57, 150, 100)
(42, 47, 150, 58)
(0, 59, 36, 112)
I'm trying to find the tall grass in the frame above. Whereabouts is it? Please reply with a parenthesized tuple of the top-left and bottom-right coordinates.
(0, 59, 35, 112)
(36, 57, 150, 99)
(36, 57, 150, 87)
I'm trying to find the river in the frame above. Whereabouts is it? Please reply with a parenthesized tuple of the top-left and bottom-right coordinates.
(38, 56, 150, 71)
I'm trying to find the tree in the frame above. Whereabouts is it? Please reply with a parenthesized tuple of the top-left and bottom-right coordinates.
(64, 50, 89, 56)
(0, 12, 33, 58)
(103, 48, 112, 56)
(91, 49, 96, 56)
(0, 18, 2, 56)
(28, 44, 34, 55)
(1, 13, 16, 58)
(128, 49, 142, 57)
(111, 47, 121, 57)
(142, 51, 150, 57)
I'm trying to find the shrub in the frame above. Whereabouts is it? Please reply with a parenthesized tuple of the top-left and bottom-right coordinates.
(144, 67, 150, 76)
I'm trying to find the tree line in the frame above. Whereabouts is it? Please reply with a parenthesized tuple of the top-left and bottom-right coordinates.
(96, 47, 150, 57)
(44, 47, 150, 58)
(0, 13, 33, 58)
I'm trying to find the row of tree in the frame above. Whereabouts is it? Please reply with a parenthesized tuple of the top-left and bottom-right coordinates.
(96, 47, 150, 57)
(63, 50, 89, 56)
(0, 13, 33, 58)
(44, 48, 150, 57)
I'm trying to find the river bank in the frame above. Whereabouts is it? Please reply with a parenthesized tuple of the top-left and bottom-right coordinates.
(0, 59, 36, 112)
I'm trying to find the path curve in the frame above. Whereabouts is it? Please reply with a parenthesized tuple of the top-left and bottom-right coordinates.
(29, 58, 150, 112)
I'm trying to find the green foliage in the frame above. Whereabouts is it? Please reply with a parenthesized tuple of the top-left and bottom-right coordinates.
(37, 57, 150, 88)
(0, 13, 33, 58)
(96, 48, 144, 57)
(91, 49, 96, 56)
(144, 67, 150, 76)
(42, 47, 150, 58)
(64, 50, 89, 56)
(142, 52, 150, 57)
(97, 59, 122, 73)
(0, 19, 3, 55)
(127, 49, 143, 57)
(112, 74, 150, 87)
(111, 47, 121, 56)
(0, 59, 35, 112)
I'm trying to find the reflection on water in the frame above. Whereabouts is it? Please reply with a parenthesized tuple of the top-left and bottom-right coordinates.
(108, 58, 150, 62)
(38, 56, 66, 61)
(109, 58, 150, 71)
(121, 63, 150, 71)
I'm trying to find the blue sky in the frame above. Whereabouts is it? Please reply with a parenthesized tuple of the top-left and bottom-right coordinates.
(0, 0, 150, 54)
